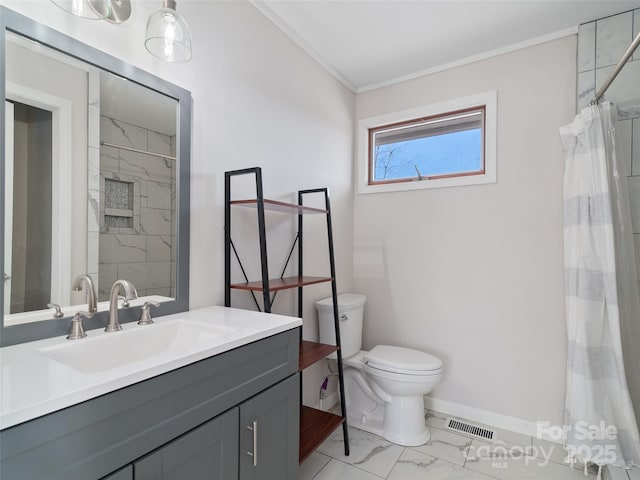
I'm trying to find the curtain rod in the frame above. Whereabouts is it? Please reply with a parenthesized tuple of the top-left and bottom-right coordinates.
(592, 30, 640, 105)
(100, 141, 176, 161)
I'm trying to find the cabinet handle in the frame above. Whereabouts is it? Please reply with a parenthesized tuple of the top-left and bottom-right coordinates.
(246, 421, 258, 466)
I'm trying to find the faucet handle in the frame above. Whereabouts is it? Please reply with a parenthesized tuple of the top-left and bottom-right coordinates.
(118, 295, 130, 308)
(138, 301, 160, 325)
(67, 311, 93, 340)
(47, 303, 64, 319)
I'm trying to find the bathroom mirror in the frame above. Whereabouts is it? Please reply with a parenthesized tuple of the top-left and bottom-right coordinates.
(0, 6, 191, 346)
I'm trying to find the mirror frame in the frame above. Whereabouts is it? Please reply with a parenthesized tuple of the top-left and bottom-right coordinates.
(0, 6, 191, 346)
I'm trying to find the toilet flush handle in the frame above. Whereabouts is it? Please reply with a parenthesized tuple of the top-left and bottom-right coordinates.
(340, 314, 348, 321)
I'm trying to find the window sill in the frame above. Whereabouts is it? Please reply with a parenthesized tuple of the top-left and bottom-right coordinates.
(359, 171, 496, 194)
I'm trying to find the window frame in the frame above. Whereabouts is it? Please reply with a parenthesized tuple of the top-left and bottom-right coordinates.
(357, 91, 497, 194)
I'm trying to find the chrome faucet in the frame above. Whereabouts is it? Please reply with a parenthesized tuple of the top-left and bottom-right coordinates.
(106, 280, 138, 332)
(72, 274, 97, 313)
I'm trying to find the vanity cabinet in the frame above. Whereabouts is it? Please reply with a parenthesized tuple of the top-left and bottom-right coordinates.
(1, 327, 300, 480)
(133, 408, 239, 480)
(239, 373, 299, 479)
(132, 374, 298, 480)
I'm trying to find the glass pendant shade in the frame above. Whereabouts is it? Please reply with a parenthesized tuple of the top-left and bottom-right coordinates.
(145, 0, 192, 63)
(50, 0, 112, 20)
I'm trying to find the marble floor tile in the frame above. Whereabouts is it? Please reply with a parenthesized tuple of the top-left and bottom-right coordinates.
(606, 465, 631, 480)
(527, 437, 568, 466)
(316, 426, 404, 478)
(299, 451, 331, 480)
(309, 416, 625, 480)
(409, 426, 472, 466)
(465, 439, 596, 480)
(311, 459, 385, 480)
(388, 449, 495, 480)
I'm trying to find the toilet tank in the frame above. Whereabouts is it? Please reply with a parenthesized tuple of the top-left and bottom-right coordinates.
(315, 293, 366, 359)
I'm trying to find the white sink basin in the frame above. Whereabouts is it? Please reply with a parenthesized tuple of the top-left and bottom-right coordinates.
(39, 320, 237, 374)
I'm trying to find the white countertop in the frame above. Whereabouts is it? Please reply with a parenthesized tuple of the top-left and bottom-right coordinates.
(0, 306, 301, 430)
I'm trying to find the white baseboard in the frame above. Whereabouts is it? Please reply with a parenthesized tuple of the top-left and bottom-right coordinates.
(424, 396, 545, 439)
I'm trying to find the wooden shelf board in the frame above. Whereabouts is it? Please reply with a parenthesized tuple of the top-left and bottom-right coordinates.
(299, 340, 338, 371)
(299, 406, 344, 464)
(230, 198, 327, 215)
(230, 276, 333, 291)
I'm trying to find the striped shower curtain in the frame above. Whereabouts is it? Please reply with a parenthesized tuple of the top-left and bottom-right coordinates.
(560, 102, 640, 474)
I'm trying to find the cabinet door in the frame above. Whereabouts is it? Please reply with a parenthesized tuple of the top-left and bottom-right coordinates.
(101, 466, 133, 480)
(240, 374, 300, 480)
(134, 408, 239, 480)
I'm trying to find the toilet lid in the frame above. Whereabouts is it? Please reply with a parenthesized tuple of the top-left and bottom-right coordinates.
(364, 345, 443, 374)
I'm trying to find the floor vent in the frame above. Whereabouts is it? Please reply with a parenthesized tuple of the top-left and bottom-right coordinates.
(445, 417, 495, 440)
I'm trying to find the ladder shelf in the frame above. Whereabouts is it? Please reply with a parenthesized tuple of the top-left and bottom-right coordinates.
(230, 276, 333, 292)
(224, 167, 350, 464)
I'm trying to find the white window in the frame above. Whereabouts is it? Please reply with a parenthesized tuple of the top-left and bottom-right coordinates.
(357, 91, 497, 194)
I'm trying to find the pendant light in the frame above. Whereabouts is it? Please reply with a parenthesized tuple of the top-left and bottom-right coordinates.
(50, 0, 131, 22)
(50, 0, 112, 20)
(145, 0, 192, 63)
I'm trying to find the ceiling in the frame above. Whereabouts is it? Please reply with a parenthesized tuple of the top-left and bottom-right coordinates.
(254, 0, 640, 92)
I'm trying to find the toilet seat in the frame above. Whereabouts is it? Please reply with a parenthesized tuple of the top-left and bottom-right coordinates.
(364, 345, 443, 375)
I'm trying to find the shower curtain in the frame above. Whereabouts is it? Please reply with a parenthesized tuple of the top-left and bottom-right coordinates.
(560, 102, 640, 473)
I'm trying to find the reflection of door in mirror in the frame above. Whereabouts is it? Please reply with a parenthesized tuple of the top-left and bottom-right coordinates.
(5, 33, 84, 317)
(7, 101, 53, 314)
(4, 101, 13, 315)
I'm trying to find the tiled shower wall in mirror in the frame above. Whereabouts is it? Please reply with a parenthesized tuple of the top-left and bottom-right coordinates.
(98, 115, 176, 301)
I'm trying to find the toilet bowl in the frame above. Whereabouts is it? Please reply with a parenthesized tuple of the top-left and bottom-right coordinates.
(316, 294, 444, 446)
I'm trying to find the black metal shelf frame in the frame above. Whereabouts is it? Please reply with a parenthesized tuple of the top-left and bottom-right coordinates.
(224, 167, 350, 459)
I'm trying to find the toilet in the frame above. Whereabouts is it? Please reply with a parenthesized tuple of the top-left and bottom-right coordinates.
(316, 293, 443, 446)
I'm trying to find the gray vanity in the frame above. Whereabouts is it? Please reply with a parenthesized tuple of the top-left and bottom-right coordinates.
(0, 307, 301, 480)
